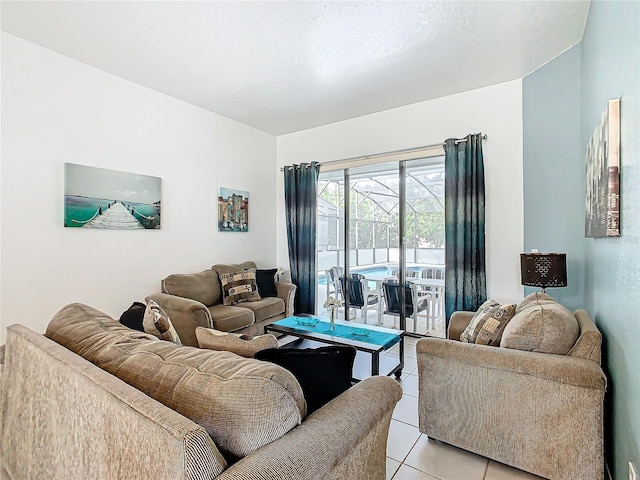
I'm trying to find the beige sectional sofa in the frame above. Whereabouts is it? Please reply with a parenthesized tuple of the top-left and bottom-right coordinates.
(147, 261, 296, 346)
(1, 303, 402, 480)
(417, 295, 606, 480)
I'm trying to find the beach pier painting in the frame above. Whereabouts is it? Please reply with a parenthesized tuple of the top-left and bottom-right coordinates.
(64, 163, 161, 229)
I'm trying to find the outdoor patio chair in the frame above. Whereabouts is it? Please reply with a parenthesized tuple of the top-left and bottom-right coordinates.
(421, 267, 445, 280)
(382, 281, 430, 334)
(391, 268, 419, 278)
(340, 273, 381, 325)
(420, 267, 445, 326)
(327, 266, 344, 301)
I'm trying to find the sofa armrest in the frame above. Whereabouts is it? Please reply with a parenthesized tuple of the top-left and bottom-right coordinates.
(145, 293, 212, 347)
(276, 282, 297, 317)
(447, 311, 474, 340)
(217, 376, 402, 480)
(417, 338, 606, 388)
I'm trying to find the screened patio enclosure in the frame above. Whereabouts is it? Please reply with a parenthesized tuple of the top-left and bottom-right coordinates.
(316, 157, 446, 337)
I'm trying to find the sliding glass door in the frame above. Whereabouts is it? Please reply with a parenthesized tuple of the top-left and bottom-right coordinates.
(316, 156, 445, 337)
(403, 158, 446, 337)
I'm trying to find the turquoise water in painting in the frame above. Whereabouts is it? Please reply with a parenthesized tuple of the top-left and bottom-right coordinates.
(64, 196, 112, 227)
(64, 196, 161, 229)
(126, 201, 161, 229)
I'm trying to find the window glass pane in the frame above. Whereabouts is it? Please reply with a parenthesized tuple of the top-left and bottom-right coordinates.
(316, 156, 446, 338)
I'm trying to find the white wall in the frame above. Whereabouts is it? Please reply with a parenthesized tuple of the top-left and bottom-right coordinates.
(1, 34, 277, 342)
(276, 80, 524, 304)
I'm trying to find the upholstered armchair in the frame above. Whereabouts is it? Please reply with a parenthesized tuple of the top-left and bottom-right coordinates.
(416, 299, 606, 480)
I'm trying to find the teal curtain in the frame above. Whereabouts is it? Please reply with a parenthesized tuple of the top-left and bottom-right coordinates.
(284, 162, 320, 314)
(444, 134, 486, 323)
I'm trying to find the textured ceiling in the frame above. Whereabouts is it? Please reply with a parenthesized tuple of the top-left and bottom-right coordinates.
(1, 1, 590, 135)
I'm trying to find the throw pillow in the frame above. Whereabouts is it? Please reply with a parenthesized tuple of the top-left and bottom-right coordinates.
(501, 292, 579, 354)
(255, 346, 356, 414)
(119, 301, 146, 332)
(219, 268, 260, 306)
(255, 268, 278, 298)
(460, 299, 517, 346)
(142, 300, 182, 345)
(195, 327, 278, 357)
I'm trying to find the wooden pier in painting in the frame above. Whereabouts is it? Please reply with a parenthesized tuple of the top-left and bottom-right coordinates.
(81, 202, 144, 229)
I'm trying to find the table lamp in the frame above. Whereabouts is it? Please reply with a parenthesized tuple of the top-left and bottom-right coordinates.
(520, 252, 567, 293)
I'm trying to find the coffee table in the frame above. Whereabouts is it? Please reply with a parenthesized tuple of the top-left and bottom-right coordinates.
(265, 316, 404, 381)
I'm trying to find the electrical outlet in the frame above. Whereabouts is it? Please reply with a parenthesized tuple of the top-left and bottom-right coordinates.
(630, 462, 638, 480)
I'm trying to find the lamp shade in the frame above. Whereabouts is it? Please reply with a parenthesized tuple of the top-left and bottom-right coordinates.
(520, 253, 567, 289)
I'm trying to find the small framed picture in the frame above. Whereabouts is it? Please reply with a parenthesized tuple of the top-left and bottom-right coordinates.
(218, 188, 248, 232)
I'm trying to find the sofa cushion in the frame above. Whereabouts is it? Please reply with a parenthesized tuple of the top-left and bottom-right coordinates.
(208, 304, 255, 331)
(234, 297, 285, 322)
(142, 300, 182, 345)
(460, 299, 516, 346)
(255, 346, 356, 414)
(45, 303, 307, 463)
(219, 268, 260, 306)
(195, 327, 278, 357)
(500, 292, 579, 354)
(256, 268, 278, 297)
(162, 269, 220, 306)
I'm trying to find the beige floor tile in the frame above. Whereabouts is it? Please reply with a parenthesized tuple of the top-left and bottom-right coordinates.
(392, 394, 419, 427)
(391, 464, 439, 480)
(386, 458, 402, 480)
(403, 342, 417, 358)
(404, 436, 488, 480)
(485, 461, 546, 480)
(404, 336, 420, 346)
(402, 355, 418, 375)
(386, 350, 418, 374)
(400, 373, 418, 397)
(387, 419, 422, 462)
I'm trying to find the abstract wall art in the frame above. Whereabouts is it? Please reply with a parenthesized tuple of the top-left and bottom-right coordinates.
(585, 98, 621, 238)
(218, 187, 249, 232)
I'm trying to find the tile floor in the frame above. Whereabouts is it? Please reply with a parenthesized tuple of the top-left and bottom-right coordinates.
(386, 336, 545, 480)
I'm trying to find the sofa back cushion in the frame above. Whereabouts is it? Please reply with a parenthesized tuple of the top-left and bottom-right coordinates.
(46, 303, 307, 463)
(500, 292, 579, 355)
(162, 269, 221, 306)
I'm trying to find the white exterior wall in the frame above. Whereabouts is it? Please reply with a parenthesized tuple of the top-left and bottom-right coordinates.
(276, 80, 524, 305)
(1, 34, 277, 341)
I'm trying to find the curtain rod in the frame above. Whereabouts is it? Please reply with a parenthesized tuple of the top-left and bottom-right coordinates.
(280, 133, 487, 171)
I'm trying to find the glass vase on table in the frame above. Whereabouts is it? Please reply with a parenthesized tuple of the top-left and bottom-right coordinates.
(323, 296, 343, 332)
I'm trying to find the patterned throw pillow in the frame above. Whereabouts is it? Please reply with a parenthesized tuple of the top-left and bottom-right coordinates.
(219, 268, 261, 305)
(460, 299, 517, 346)
(142, 300, 182, 345)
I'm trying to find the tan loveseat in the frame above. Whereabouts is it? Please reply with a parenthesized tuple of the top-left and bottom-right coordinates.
(416, 296, 606, 480)
(1, 303, 402, 480)
(147, 261, 296, 346)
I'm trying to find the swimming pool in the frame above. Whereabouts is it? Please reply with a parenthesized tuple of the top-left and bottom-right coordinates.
(317, 264, 424, 285)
